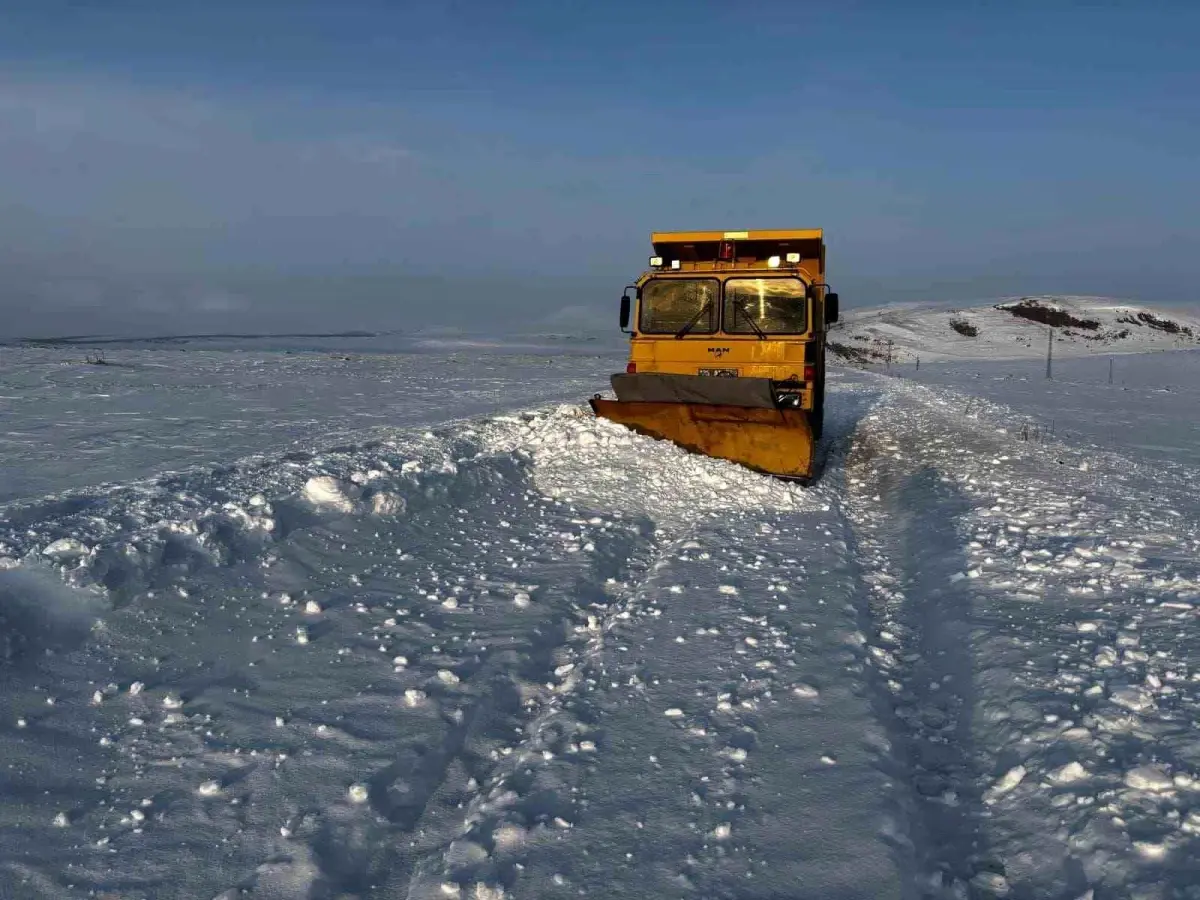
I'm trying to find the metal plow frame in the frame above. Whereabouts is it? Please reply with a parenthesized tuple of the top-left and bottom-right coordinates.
(589, 373, 816, 482)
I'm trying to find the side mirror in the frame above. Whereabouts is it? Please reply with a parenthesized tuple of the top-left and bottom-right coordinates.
(826, 292, 839, 324)
(619, 295, 631, 331)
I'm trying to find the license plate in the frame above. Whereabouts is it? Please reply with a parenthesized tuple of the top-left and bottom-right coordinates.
(698, 367, 739, 377)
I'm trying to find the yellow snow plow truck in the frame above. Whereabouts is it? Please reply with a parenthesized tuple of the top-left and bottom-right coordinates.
(589, 229, 838, 481)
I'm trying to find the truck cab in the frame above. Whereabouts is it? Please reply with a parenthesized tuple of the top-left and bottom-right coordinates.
(617, 229, 838, 438)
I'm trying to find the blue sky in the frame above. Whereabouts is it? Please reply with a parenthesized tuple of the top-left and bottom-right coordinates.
(0, 1, 1197, 336)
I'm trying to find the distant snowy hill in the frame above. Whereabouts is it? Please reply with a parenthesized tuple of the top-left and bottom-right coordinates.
(830, 295, 1200, 364)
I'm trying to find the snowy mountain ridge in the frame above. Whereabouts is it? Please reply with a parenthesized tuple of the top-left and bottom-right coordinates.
(830, 294, 1200, 364)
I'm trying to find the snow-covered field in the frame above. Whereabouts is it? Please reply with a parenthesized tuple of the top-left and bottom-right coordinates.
(831, 296, 1200, 365)
(2, 322, 1200, 899)
(902, 351, 1200, 471)
(0, 348, 620, 504)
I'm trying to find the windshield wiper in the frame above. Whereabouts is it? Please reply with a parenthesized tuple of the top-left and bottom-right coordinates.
(734, 300, 768, 340)
(675, 301, 713, 339)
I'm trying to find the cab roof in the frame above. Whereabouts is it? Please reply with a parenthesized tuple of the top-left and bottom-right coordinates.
(651, 229, 823, 245)
(648, 229, 825, 272)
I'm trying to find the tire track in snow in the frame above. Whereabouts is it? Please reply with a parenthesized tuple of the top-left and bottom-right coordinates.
(397, 511, 665, 899)
(839, 444, 995, 897)
(468, 389, 903, 900)
(840, 373, 1200, 900)
(397, 404, 835, 898)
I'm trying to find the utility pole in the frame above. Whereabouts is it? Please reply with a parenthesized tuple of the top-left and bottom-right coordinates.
(1045, 324, 1053, 380)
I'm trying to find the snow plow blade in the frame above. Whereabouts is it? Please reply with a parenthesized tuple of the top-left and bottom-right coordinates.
(589, 374, 814, 481)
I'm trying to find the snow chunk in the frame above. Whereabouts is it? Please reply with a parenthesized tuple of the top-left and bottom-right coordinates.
(1094, 646, 1119, 667)
(41, 538, 91, 560)
(1048, 762, 1090, 785)
(1133, 840, 1168, 860)
(1182, 811, 1200, 835)
(370, 492, 406, 516)
(664, 708, 684, 718)
(467, 885, 507, 900)
(970, 872, 1010, 896)
(1125, 765, 1173, 793)
(302, 476, 359, 513)
(1110, 685, 1155, 712)
(984, 765, 1027, 804)
(348, 783, 369, 804)
(493, 824, 527, 852)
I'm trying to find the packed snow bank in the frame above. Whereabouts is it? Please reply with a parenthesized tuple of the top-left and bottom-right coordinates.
(478, 404, 814, 522)
(831, 295, 1200, 364)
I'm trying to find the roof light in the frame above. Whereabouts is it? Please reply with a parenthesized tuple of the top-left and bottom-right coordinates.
(718, 241, 734, 261)
(671, 259, 681, 269)
(767, 255, 781, 268)
(786, 252, 801, 264)
(649, 256, 663, 267)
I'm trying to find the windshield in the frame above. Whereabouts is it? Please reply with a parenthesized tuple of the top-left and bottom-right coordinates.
(638, 278, 719, 335)
(723, 277, 808, 334)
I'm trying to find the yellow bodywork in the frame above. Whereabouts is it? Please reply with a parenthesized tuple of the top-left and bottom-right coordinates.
(627, 337, 815, 409)
(590, 229, 834, 482)
(589, 398, 814, 480)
